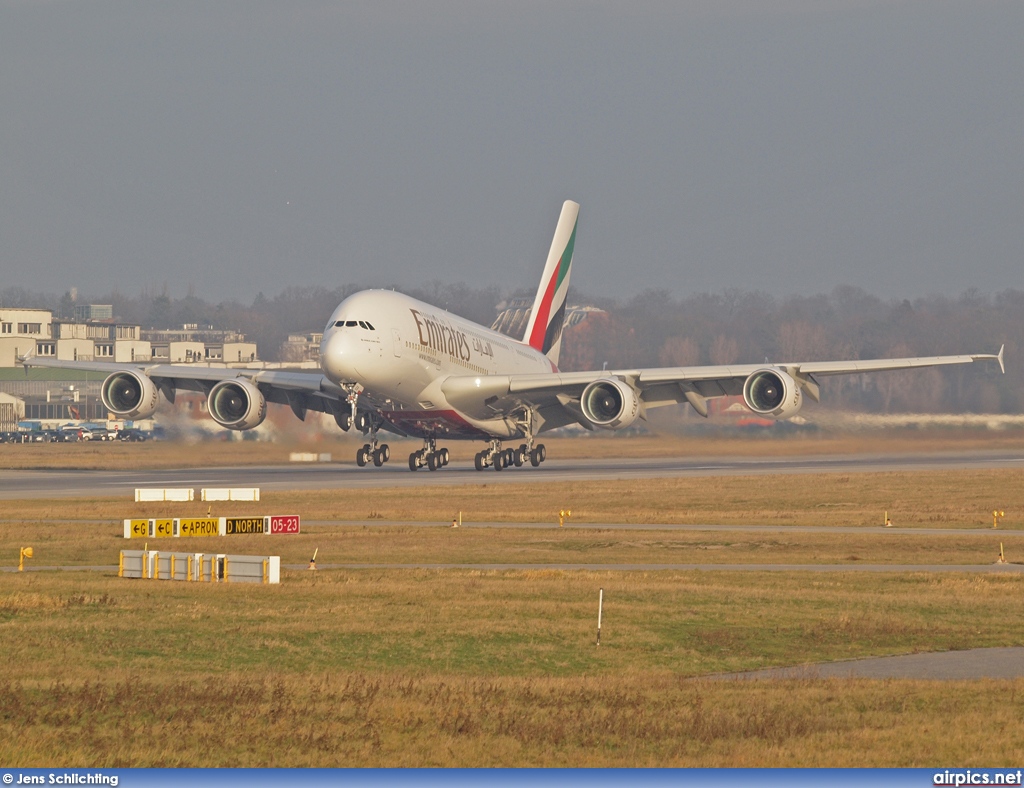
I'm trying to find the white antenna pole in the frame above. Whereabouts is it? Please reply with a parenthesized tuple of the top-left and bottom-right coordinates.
(596, 588, 603, 646)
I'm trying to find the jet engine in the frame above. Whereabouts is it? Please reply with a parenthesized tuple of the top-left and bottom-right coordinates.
(580, 378, 641, 430)
(101, 371, 160, 419)
(742, 368, 803, 419)
(208, 379, 267, 430)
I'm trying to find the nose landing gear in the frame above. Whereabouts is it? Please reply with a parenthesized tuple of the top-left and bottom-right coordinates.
(346, 387, 391, 468)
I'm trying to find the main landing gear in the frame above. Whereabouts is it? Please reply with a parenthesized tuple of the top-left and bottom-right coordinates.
(356, 440, 390, 467)
(474, 440, 546, 471)
(408, 437, 449, 472)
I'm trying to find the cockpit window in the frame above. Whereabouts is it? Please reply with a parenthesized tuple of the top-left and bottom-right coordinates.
(334, 319, 375, 330)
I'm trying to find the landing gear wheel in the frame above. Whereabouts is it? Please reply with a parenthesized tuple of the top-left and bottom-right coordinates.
(474, 452, 485, 471)
(529, 447, 542, 467)
(427, 452, 438, 471)
(380, 444, 391, 462)
(514, 446, 526, 467)
(409, 452, 419, 471)
(440, 448, 450, 466)
(356, 445, 370, 467)
(537, 443, 546, 462)
(372, 448, 385, 467)
(355, 412, 371, 432)
(493, 453, 503, 471)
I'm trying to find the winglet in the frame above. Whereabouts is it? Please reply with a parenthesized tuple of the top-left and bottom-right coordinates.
(973, 344, 1005, 374)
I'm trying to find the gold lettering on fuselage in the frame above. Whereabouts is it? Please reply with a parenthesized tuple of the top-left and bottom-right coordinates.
(410, 309, 472, 362)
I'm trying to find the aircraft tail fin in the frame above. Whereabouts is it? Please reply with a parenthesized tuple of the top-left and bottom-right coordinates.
(522, 200, 579, 367)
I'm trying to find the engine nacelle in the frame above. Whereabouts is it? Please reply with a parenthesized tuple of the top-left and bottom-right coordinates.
(101, 371, 160, 419)
(580, 378, 641, 430)
(208, 379, 267, 430)
(742, 368, 803, 419)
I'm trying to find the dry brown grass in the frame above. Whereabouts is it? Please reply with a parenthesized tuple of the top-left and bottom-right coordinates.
(3, 458, 1024, 765)
(1, 568, 1024, 766)
(3, 468, 1022, 532)
(2, 674, 1023, 766)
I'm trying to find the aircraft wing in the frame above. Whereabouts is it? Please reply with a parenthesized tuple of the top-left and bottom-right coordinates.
(440, 346, 1005, 428)
(21, 356, 351, 418)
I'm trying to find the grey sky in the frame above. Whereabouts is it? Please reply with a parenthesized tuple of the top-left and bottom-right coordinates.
(1, 1, 1021, 303)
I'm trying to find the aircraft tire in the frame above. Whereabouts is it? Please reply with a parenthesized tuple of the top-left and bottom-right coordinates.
(493, 453, 503, 471)
(529, 448, 541, 467)
(381, 444, 391, 462)
(356, 446, 368, 467)
(409, 452, 419, 471)
(440, 448, 449, 466)
(474, 452, 485, 471)
(427, 452, 438, 471)
(514, 447, 525, 467)
(537, 444, 546, 462)
(372, 448, 385, 467)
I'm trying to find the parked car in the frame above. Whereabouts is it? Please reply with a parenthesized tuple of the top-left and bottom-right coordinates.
(119, 428, 148, 442)
(57, 426, 84, 442)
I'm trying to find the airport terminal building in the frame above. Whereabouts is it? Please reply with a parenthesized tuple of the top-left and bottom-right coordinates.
(0, 306, 259, 428)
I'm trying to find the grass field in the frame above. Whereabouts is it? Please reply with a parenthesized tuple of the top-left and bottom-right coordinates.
(2, 435, 1024, 766)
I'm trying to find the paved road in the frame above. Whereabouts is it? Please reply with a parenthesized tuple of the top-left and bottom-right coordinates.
(711, 647, 1024, 680)
(2, 448, 1022, 499)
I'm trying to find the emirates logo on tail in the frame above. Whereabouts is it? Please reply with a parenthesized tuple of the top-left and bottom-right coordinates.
(523, 201, 579, 367)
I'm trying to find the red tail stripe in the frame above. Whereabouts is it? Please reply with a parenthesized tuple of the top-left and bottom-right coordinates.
(528, 259, 561, 351)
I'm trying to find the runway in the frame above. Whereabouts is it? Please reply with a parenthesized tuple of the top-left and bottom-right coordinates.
(2, 447, 1022, 499)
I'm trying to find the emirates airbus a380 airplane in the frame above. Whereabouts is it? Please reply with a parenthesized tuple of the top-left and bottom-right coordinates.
(25, 200, 1004, 471)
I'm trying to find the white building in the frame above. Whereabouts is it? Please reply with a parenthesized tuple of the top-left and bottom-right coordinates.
(143, 325, 257, 365)
(0, 308, 54, 367)
(1, 312, 258, 368)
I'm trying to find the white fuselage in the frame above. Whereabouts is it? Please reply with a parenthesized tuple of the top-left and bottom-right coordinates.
(319, 290, 554, 439)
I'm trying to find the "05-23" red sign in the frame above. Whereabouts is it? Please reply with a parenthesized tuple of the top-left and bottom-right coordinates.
(269, 515, 300, 534)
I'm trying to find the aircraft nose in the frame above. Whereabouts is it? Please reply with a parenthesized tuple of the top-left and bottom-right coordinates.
(320, 329, 359, 383)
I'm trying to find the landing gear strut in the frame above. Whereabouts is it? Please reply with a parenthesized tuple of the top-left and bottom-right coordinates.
(408, 437, 449, 472)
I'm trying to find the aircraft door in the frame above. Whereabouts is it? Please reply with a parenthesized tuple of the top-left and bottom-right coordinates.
(392, 329, 402, 358)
